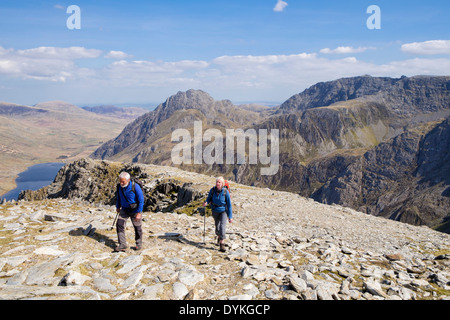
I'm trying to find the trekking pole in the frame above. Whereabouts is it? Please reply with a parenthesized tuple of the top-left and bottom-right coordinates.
(203, 212, 206, 245)
(110, 210, 119, 231)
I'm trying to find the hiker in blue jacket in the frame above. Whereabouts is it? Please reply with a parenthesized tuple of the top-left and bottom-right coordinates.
(115, 171, 144, 252)
(203, 176, 233, 252)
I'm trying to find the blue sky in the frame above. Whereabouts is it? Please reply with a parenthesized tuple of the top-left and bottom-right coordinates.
(0, 0, 449, 106)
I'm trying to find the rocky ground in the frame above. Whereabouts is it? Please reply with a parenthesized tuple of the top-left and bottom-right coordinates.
(0, 164, 449, 300)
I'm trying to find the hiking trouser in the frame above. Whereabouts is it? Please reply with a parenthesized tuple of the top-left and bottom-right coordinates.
(212, 210, 227, 240)
(116, 209, 143, 247)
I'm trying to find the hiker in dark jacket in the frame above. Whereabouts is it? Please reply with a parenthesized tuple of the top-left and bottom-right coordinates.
(203, 176, 233, 252)
(115, 171, 144, 252)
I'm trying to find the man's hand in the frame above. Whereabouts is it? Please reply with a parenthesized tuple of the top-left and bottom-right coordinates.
(203, 202, 208, 207)
(229, 218, 233, 223)
(135, 212, 142, 221)
(116, 208, 120, 214)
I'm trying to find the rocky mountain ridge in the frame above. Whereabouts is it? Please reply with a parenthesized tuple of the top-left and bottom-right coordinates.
(90, 75, 450, 233)
(275, 75, 399, 114)
(2, 159, 449, 300)
(276, 75, 450, 116)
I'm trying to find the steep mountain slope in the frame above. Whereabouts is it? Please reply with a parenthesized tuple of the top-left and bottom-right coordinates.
(312, 119, 450, 232)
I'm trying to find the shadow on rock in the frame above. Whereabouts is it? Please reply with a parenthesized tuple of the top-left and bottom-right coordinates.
(155, 232, 215, 251)
(69, 225, 117, 251)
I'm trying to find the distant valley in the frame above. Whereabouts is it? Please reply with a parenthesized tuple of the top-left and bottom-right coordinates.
(0, 101, 145, 197)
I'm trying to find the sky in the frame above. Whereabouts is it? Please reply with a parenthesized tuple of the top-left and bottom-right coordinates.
(0, 0, 449, 106)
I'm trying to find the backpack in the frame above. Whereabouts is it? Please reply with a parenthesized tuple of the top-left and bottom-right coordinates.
(224, 180, 231, 197)
(117, 176, 145, 204)
(130, 176, 144, 196)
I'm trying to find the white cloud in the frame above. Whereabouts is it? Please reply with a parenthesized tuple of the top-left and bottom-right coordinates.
(273, 0, 288, 12)
(401, 40, 450, 55)
(1, 44, 449, 103)
(199, 53, 450, 101)
(213, 53, 316, 66)
(102, 59, 209, 87)
(17, 46, 102, 59)
(0, 46, 101, 82)
(104, 50, 133, 59)
(107, 59, 209, 74)
(320, 46, 375, 54)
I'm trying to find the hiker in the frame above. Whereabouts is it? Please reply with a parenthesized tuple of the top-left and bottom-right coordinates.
(115, 172, 144, 252)
(203, 176, 233, 252)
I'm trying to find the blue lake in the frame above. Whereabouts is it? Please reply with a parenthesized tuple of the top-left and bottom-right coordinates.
(1, 162, 65, 201)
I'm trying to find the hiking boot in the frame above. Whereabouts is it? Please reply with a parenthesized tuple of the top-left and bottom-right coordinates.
(132, 244, 142, 251)
(114, 244, 127, 252)
(219, 243, 226, 252)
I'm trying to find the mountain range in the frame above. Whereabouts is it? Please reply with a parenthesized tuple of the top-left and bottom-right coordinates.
(91, 75, 450, 233)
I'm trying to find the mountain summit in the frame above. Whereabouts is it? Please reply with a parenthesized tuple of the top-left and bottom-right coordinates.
(91, 89, 266, 162)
